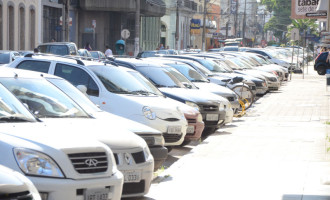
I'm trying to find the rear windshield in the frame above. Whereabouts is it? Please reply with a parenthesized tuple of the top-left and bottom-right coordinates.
(39, 45, 69, 55)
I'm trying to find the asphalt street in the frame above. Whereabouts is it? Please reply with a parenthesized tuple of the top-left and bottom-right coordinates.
(125, 65, 330, 200)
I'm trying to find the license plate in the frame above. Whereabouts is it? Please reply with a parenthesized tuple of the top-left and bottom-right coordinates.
(186, 125, 195, 134)
(206, 114, 219, 121)
(167, 125, 182, 134)
(123, 170, 141, 183)
(85, 188, 109, 200)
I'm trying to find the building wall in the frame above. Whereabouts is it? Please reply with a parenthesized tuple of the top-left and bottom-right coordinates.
(0, 0, 41, 50)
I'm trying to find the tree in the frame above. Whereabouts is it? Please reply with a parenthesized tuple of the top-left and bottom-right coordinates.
(286, 19, 318, 45)
(261, 0, 292, 43)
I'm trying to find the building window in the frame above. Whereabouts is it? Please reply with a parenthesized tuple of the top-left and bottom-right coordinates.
(30, 7, 36, 49)
(8, 5, 14, 50)
(19, 6, 25, 50)
(161, 24, 166, 32)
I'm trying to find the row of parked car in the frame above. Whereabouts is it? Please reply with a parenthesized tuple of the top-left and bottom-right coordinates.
(0, 42, 291, 200)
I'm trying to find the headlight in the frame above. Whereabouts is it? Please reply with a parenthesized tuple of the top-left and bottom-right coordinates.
(143, 146, 152, 160)
(14, 148, 64, 178)
(219, 103, 225, 110)
(185, 101, 199, 111)
(142, 106, 156, 120)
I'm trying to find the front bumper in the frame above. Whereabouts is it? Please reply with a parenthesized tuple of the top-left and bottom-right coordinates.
(267, 81, 280, 90)
(30, 172, 123, 200)
(199, 110, 226, 129)
(149, 146, 168, 171)
(184, 113, 205, 142)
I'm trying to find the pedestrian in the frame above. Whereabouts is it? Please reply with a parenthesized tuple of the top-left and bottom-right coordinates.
(317, 46, 321, 54)
(84, 42, 92, 51)
(159, 44, 164, 50)
(34, 48, 39, 53)
(51, 38, 56, 42)
(105, 45, 113, 57)
(321, 47, 327, 53)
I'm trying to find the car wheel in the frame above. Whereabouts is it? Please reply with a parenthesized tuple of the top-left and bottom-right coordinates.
(317, 68, 326, 75)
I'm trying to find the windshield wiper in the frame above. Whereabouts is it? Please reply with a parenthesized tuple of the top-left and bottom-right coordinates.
(0, 116, 35, 122)
(131, 90, 159, 96)
(167, 85, 181, 88)
(154, 84, 168, 88)
(191, 80, 208, 83)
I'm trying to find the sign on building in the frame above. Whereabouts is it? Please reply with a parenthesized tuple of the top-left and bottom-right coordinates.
(291, 0, 326, 19)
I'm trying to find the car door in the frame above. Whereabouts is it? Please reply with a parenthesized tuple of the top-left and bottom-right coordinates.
(53, 63, 101, 105)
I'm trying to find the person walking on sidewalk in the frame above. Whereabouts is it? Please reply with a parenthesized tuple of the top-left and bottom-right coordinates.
(105, 45, 113, 57)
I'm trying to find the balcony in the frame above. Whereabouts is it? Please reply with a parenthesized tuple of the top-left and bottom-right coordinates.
(79, 0, 165, 17)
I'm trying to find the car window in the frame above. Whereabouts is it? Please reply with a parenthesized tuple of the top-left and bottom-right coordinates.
(90, 52, 98, 59)
(54, 64, 99, 96)
(49, 45, 69, 55)
(0, 53, 10, 64)
(16, 60, 51, 73)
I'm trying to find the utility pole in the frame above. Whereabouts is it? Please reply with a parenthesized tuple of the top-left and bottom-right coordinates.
(234, 0, 239, 37)
(242, 0, 247, 46)
(202, 0, 207, 51)
(62, 0, 70, 42)
(175, 0, 180, 50)
(225, 0, 230, 39)
(262, 11, 265, 40)
(134, 0, 140, 56)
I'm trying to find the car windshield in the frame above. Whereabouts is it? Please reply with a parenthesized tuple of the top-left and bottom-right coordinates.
(48, 45, 69, 55)
(89, 65, 158, 95)
(198, 58, 227, 73)
(252, 55, 268, 65)
(90, 52, 99, 59)
(223, 59, 242, 70)
(228, 58, 250, 69)
(137, 66, 185, 88)
(164, 67, 197, 89)
(0, 53, 10, 64)
(166, 63, 209, 83)
(127, 71, 163, 95)
(0, 78, 89, 118)
(212, 60, 234, 72)
(47, 78, 101, 114)
(0, 84, 36, 122)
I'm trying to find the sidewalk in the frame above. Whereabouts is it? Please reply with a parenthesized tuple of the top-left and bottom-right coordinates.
(138, 65, 330, 200)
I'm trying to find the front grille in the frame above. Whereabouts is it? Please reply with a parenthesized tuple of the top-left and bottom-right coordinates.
(68, 152, 108, 174)
(163, 133, 182, 143)
(267, 77, 277, 82)
(251, 86, 256, 90)
(198, 104, 218, 111)
(0, 191, 33, 200)
(187, 118, 197, 123)
(226, 97, 235, 101)
(123, 180, 145, 195)
(132, 151, 146, 164)
(255, 82, 263, 87)
(163, 118, 180, 122)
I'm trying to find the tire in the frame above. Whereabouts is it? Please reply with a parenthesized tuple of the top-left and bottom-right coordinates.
(231, 85, 254, 110)
(317, 68, 326, 75)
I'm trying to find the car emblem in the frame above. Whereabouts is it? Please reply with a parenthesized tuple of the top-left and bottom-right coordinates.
(85, 158, 98, 167)
(124, 153, 132, 165)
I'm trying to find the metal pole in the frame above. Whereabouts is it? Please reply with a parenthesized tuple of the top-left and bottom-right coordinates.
(134, 0, 140, 57)
(290, 34, 295, 81)
(202, 0, 207, 51)
(242, 0, 247, 46)
(62, 3, 65, 42)
(65, 0, 70, 41)
(302, 32, 305, 79)
(175, 0, 180, 50)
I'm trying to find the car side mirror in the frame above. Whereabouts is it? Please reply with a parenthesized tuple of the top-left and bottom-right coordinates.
(76, 85, 89, 98)
(182, 82, 192, 89)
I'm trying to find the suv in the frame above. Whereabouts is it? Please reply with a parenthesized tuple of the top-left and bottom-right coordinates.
(38, 42, 78, 56)
(1, 67, 155, 197)
(314, 52, 329, 75)
(0, 77, 123, 199)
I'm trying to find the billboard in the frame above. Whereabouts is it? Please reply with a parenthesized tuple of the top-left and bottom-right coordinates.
(291, 0, 326, 19)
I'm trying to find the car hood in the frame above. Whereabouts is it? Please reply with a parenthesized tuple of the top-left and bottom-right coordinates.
(193, 82, 236, 97)
(212, 72, 262, 82)
(91, 111, 162, 135)
(39, 118, 147, 150)
(234, 70, 266, 80)
(0, 122, 107, 150)
(159, 87, 224, 104)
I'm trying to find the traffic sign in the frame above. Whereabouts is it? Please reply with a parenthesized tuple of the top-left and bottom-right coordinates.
(121, 29, 130, 39)
(291, 28, 300, 41)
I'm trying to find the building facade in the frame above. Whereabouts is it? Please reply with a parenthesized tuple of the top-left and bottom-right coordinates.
(0, 0, 41, 50)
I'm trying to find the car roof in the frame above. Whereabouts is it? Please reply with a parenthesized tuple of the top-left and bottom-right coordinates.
(16, 54, 84, 65)
(0, 66, 60, 79)
(38, 42, 76, 46)
(115, 58, 163, 67)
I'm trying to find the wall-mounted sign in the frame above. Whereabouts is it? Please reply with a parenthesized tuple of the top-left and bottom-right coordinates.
(190, 19, 201, 29)
(291, 0, 326, 19)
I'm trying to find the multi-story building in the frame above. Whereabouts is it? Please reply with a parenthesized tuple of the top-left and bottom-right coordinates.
(0, 0, 41, 50)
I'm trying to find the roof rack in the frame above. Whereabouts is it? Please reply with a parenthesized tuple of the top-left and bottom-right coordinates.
(24, 53, 85, 65)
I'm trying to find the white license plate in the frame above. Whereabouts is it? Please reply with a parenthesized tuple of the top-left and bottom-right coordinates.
(206, 114, 219, 121)
(123, 170, 141, 183)
(186, 125, 195, 134)
(167, 126, 182, 134)
(85, 188, 109, 200)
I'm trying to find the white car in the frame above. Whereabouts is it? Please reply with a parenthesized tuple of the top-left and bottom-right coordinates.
(0, 81, 123, 200)
(8, 55, 188, 147)
(46, 76, 168, 171)
(0, 165, 41, 200)
(0, 67, 154, 198)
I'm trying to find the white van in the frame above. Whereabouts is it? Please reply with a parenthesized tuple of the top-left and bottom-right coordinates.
(0, 81, 123, 200)
(8, 55, 188, 146)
